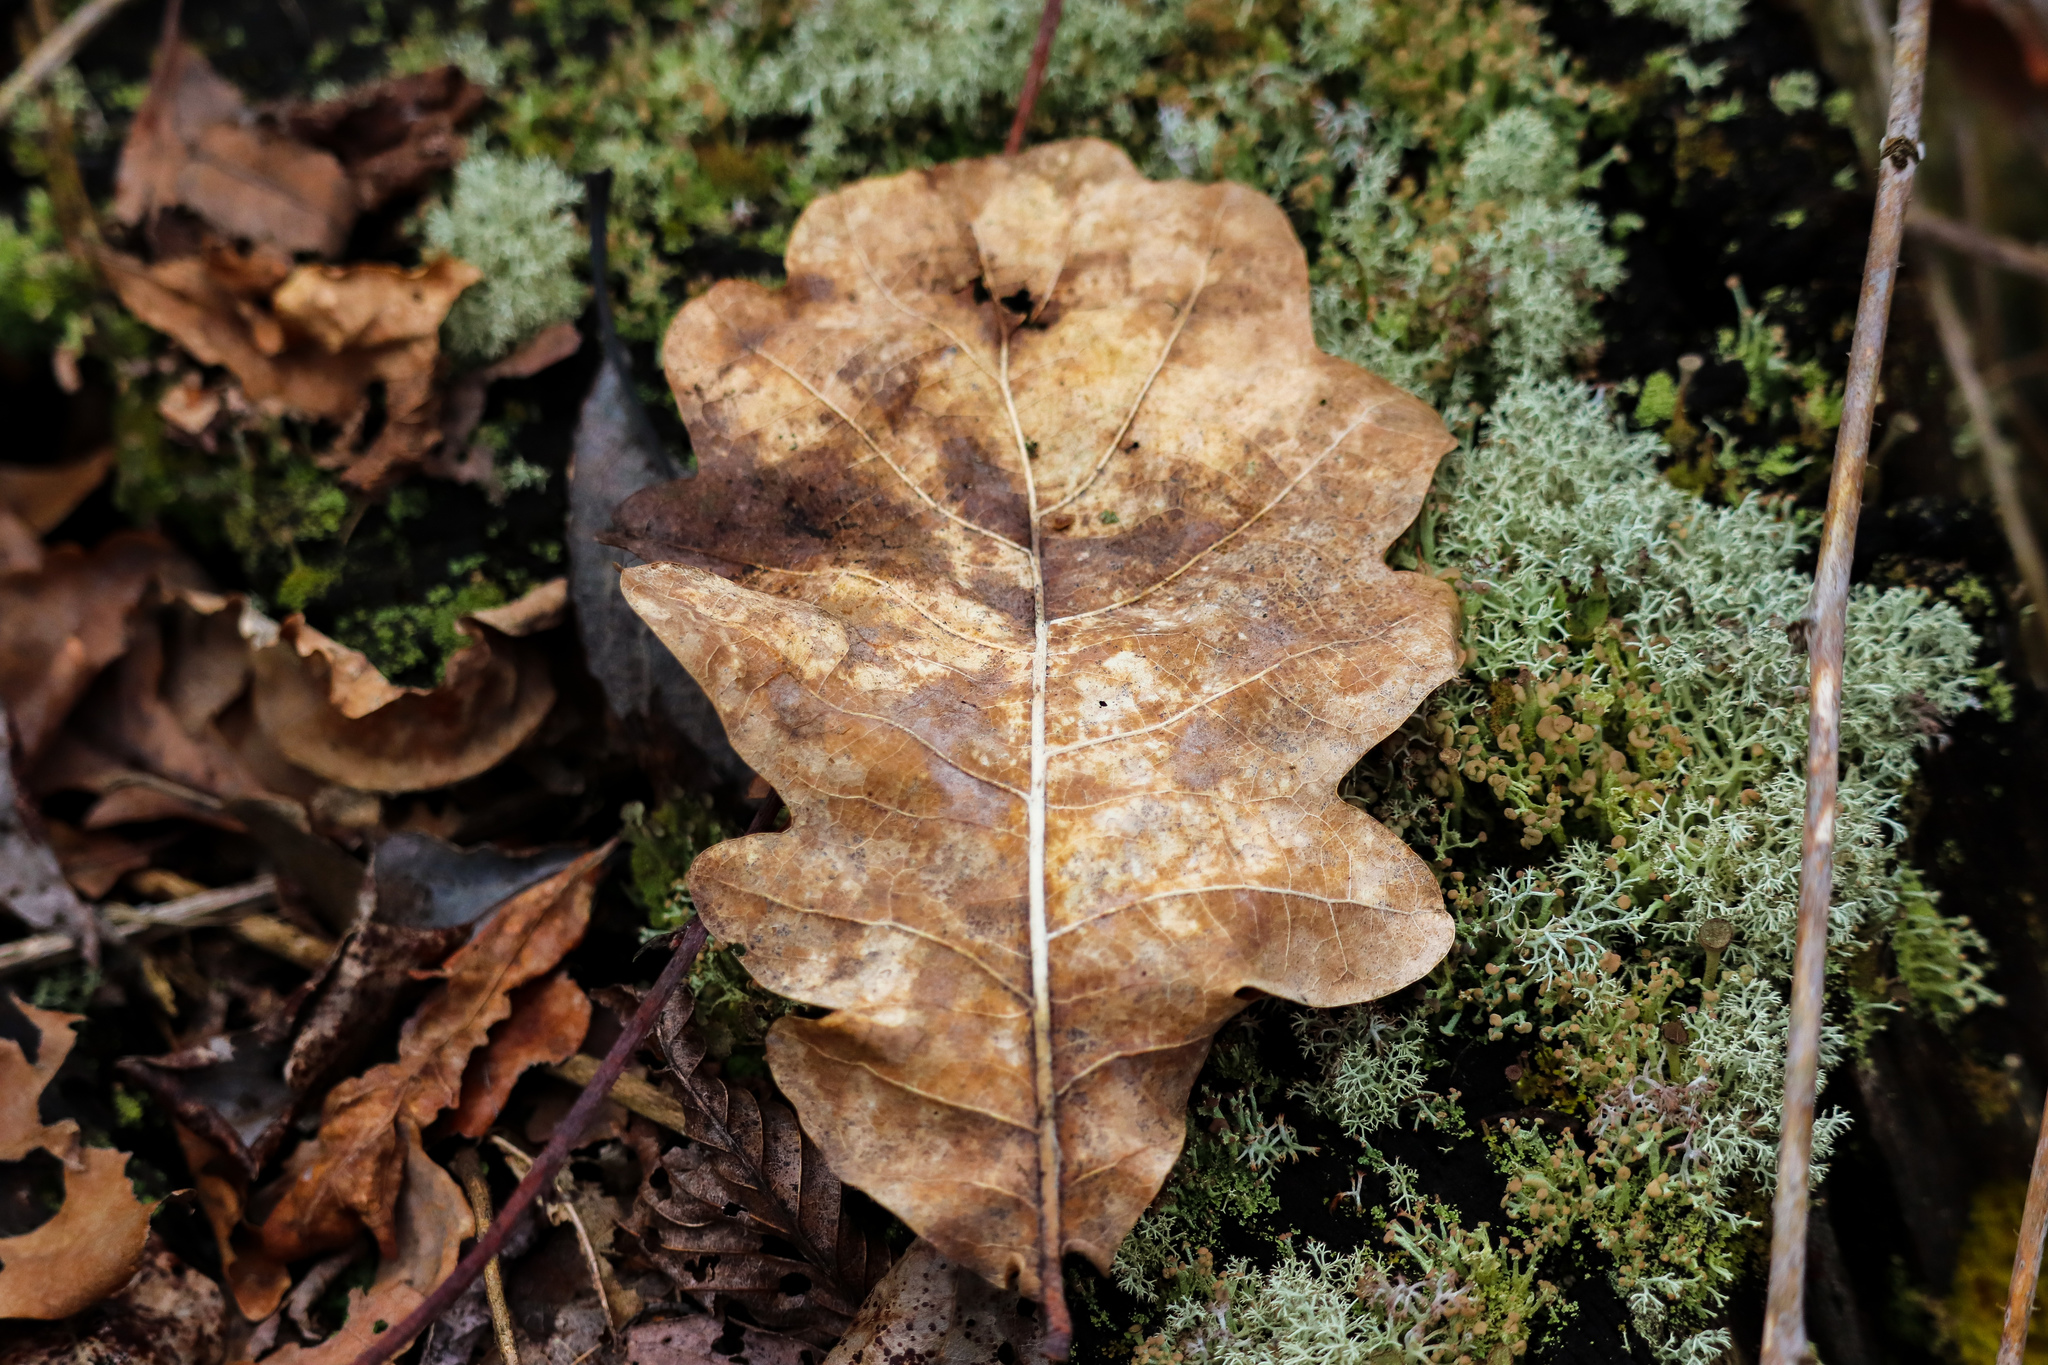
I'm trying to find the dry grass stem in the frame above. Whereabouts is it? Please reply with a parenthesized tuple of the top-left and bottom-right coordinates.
(451, 1147, 522, 1365)
(1910, 208, 2048, 285)
(0, 0, 139, 122)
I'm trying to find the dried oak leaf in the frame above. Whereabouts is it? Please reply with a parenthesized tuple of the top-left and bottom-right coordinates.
(255, 1123, 472, 1365)
(114, 42, 355, 257)
(613, 139, 1460, 1312)
(0, 999, 153, 1319)
(250, 604, 554, 795)
(254, 845, 607, 1262)
(632, 991, 890, 1342)
(0, 1236, 226, 1365)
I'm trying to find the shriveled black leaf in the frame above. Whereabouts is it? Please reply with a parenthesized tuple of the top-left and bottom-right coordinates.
(566, 173, 743, 783)
(630, 989, 889, 1343)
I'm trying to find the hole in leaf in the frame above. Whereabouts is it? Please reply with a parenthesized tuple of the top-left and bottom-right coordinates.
(778, 1271, 812, 1297)
(0, 1149, 65, 1237)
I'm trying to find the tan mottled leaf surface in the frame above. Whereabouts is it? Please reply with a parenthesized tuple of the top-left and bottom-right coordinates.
(614, 139, 1461, 1325)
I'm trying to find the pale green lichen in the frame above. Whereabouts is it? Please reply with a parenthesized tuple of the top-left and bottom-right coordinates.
(422, 150, 587, 362)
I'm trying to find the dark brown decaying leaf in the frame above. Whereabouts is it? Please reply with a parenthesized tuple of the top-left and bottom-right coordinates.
(624, 1314, 817, 1365)
(278, 66, 486, 213)
(255, 845, 607, 1262)
(0, 1237, 227, 1365)
(0, 530, 191, 766)
(566, 172, 744, 781)
(114, 42, 355, 257)
(821, 1239, 1044, 1365)
(614, 139, 1459, 1318)
(630, 990, 891, 1343)
(0, 998, 153, 1319)
(250, 606, 555, 795)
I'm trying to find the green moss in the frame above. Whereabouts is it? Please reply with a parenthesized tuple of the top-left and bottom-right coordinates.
(0, 190, 95, 359)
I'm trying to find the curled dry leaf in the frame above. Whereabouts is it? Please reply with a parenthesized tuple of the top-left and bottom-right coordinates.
(255, 1124, 473, 1365)
(251, 606, 554, 795)
(114, 43, 356, 258)
(631, 990, 890, 1342)
(96, 245, 481, 493)
(255, 845, 607, 1262)
(170, 1123, 293, 1321)
(447, 969, 592, 1138)
(615, 140, 1459, 1314)
(0, 447, 115, 572)
(0, 1237, 226, 1365)
(278, 66, 486, 214)
(0, 998, 152, 1319)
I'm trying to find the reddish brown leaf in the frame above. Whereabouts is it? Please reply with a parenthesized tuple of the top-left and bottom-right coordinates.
(255, 845, 608, 1262)
(249, 607, 554, 795)
(0, 448, 114, 537)
(0, 998, 152, 1319)
(46, 821, 153, 897)
(614, 140, 1459, 1308)
(171, 1123, 292, 1321)
(114, 42, 355, 257)
(447, 969, 592, 1138)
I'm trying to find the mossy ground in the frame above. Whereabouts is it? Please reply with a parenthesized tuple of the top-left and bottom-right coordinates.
(6, 0, 2046, 1360)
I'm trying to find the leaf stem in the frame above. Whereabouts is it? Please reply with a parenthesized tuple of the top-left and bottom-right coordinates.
(345, 918, 710, 1365)
(1759, 1, 1929, 1359)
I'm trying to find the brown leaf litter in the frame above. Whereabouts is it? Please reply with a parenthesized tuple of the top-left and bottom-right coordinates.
(254, 844, 607, 1262)
(615, 138, 1460, 1319)
(0, 1237, 226, 1365)
(0, 998, 153, 1319)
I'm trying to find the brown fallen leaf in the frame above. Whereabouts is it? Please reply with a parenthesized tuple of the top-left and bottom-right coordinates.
(0, 530, 191, 766)
(114, 42, 355, 257)
(255, 845, 608, 1262)
(279, 66, 487, 214)
(448, 969, 591, 1138)
(821, 1239, 1043, 1365)
(0, 1236, 226, 1365)
(250, 607, 554, 795)
(256, 1124, 473, 1365)
(613, 139, 1460, 1318)
(96, 245, 481, 493)
(0, 997, 153, 1319)
(47, 821, 154, 897)
(625, 1314, 818, 1365)
(169, 1122, 293, 1321)
(631, 990, 890, 1342)
(0, 447, 115, 536)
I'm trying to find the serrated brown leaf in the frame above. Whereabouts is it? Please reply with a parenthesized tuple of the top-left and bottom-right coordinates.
(614, 139, 1460, 1313)
(0, 999, 152, 1319)
(632, 990, 890, 1342)
(254, 845, 607, 1262)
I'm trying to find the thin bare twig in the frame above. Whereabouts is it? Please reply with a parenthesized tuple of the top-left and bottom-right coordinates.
(2000, 1095, 2048, 1363)
(449, 1148, 521, 1365)
(1909, 208, 2048, 286)
(0, 0, 139, 124)
(1927, 270, 2048, 672)
(0, 876, 278, 978)
(1759, 1, 1930, 1361)
(1005, 0, 1066, 157)
(345, 918, 709, 1365)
